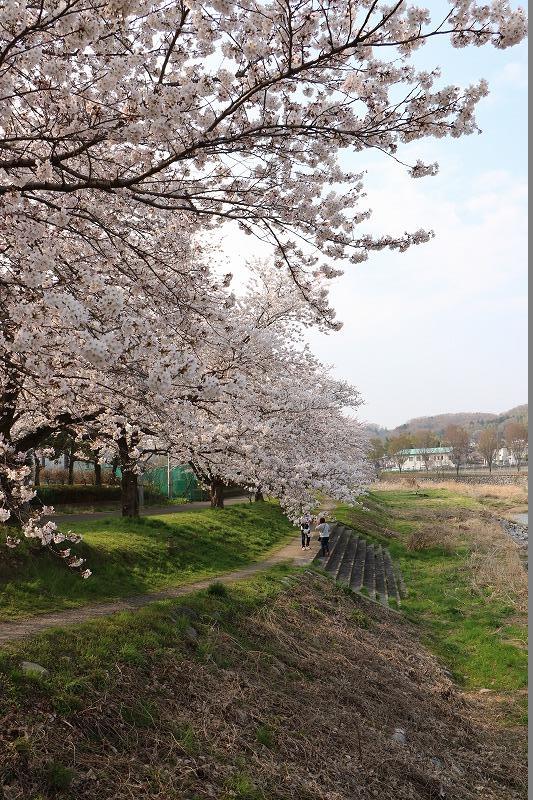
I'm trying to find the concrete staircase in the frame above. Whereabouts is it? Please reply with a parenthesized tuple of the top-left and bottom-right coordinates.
(315, 523, 406, 607)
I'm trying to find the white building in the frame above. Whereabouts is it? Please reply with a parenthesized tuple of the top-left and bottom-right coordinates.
(493, 446, 528, 467)
(398, 447, 454, 471)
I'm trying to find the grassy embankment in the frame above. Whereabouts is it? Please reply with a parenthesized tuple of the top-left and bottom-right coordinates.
(0, 563, 526, 799)
(0, 502, 294, 621)
(336, 485, 527, 719)
(0, 487, 527, 798)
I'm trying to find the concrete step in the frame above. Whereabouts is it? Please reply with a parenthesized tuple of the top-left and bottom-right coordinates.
(395, 563, 408, 599)
(336, 534, 359, 584)
(316, 522, 407, 611)
(350, 536, 366, 592)
(383, 549, 401, 604)
(363, 543, 376, 600)
(374, 546, 388, 606)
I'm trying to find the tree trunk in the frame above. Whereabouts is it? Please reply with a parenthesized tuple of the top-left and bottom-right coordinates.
(68, 450, 75, 485)
(94, 460, 102, 487)
(210, 480, 224, 509)
(121, 467, 139, 518)
(34, 455, 41, 487)
(254, 488, 264, 502)
(456, 463, 460, 476)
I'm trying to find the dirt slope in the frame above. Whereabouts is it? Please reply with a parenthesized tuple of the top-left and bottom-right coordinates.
(0, 572, 526, 800)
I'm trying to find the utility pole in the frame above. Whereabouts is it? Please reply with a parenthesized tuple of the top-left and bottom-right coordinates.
(167, 452, 171, 499)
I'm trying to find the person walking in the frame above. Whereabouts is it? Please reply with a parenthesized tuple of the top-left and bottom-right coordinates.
(315, 516, 331, 557)
(299, 514, 312, 550)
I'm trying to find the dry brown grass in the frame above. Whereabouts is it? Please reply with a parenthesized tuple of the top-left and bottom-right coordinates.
(463, 518, 528, 612)
(375, 478, 528, 507)
(428, 481, 528, 506)
(406, 524, 458, 552)
(0, 575, 527, 800)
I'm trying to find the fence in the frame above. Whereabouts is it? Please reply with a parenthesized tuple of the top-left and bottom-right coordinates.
(142, 465, 208, 501)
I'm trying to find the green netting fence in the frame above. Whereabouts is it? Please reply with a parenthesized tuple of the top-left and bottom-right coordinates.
(142, 465, 208, 501)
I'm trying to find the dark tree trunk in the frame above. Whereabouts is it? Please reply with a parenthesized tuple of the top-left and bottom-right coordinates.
(456, 463, 460, 476)
(34, 455, 41, 487)
(68, 449, 75, 485)
(118, 434, 140, 518)
(254, 488, 264, 502)
(94, 460, 102, 487)
(121, 468, 139, 518)
(210, 480, 224, 509)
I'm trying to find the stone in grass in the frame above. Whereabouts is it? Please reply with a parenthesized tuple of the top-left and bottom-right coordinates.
(183, 626, 199, 645)
(175, 606, 200, 622)
(21, 661, 49, 677)
(391, 727, 407, 745)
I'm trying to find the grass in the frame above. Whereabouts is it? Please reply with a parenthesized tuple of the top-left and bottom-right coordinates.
(0, 501, 294, 621)
(0, 564, 526, 800)
(0, 565, 295, 715)
(336, 487, 528, 700)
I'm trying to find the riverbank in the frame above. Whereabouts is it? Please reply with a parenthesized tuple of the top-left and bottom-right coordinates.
(0, 488, 526, 799)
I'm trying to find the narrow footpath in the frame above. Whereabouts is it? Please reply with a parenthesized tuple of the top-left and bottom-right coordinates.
(0, 531, 319, 646)
(49, 495, 250, 524)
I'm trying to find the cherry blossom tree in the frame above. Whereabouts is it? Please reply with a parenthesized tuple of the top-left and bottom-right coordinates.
(0, 0, 528, 561)
(165, 266, 372, 514)
(0, 0, 527, 317)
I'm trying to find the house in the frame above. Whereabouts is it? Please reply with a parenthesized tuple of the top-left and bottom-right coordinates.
(398, 447, 454, 471)
(493, 446, 528, 467)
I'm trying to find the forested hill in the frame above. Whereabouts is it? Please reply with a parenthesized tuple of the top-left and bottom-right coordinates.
(366, 404, 528, 439)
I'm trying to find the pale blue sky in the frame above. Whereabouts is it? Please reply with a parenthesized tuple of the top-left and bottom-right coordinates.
(220, 25, 528, 428)
(308, 33, 528, 427)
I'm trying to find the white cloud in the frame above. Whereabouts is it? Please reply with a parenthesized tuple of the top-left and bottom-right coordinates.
(495, 61, 528, 89)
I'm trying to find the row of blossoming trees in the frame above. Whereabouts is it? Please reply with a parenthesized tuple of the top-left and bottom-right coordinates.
(0, 0, 527, 574)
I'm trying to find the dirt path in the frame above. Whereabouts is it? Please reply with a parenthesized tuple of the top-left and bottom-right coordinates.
(0, 523, 328, 646)
(49, 495, 250, 524)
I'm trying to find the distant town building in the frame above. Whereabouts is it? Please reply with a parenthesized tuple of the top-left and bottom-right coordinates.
(492, 446, 528, 467)
(387, 447, 454, 471)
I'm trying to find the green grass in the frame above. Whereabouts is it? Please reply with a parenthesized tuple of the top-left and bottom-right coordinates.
(336, 488, 528, 696)
(0, 565, 295, 715)
(0, 502, 294, 621)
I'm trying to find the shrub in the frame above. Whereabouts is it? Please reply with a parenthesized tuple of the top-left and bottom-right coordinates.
(35, 484, 121, 505)
(406, 525, 455, 552)
(44, 761, 75, 791)
(207, 581, 229, 598)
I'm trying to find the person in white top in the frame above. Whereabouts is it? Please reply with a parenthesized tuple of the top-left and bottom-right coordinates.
(299, 514, 312, 550)
(315, 517, 331, 557)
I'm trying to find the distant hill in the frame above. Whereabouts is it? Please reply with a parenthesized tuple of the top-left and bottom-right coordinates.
(366, 404, 528, 440)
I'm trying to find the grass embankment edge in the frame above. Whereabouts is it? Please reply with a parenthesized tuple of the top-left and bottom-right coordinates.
(335, 487, 527, 723)
(0, 501, 295, 621)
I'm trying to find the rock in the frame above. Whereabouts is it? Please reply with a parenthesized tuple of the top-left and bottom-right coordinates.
(442, 668, 453, 680)
(176, 606, 200, 621)
(431, 757, 444, 769)
(183, 626, 199, 644)
(478, 688, 491, 694)
(391, 727, 407, 745)
(20, 661, 48, 677)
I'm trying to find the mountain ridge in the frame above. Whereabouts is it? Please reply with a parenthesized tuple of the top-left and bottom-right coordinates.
(366, 403, 528, 439)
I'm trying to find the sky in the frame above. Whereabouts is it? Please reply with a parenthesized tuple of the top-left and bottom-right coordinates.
(218, 21, 528, 429)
